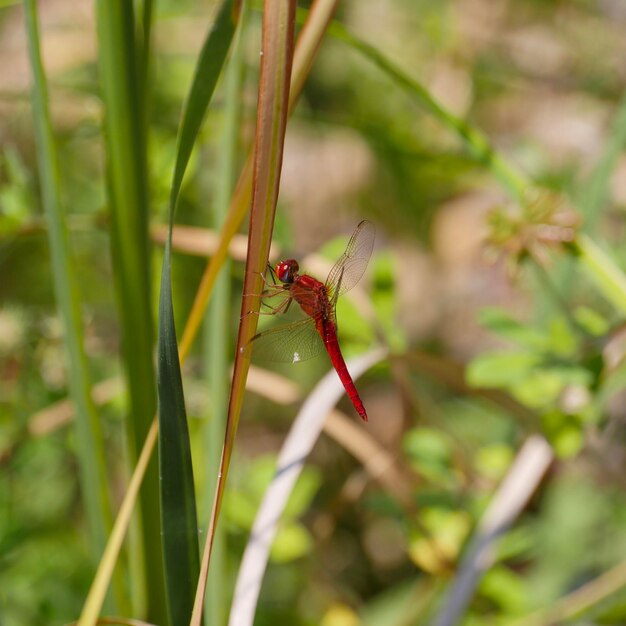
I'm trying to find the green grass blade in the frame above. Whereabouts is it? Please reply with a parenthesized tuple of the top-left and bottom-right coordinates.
(325, 19, 529, 202)
(23, 0, 124, 612)
(509, 558, 626, 626)
(191, 2, 297, 622)
(136, 0, 153, 154)
(96, 0, 166, 621)
(137, 0, 153, 85)
(157, 241, 200, 626)
(559, 91, 626, 299)
(77, 422, 158, 626)
(157, 2, 240, 624)
(202, 7, 246, 625)
(579, 91, 626, 234)
(572, 235, 626, 315)
(170, 0, 242, 208)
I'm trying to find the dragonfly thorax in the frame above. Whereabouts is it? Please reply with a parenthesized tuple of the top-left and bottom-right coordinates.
(275, 259, 299, 284)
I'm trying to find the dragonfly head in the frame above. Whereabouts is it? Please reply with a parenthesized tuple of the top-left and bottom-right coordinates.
(275, 259, 299, 284)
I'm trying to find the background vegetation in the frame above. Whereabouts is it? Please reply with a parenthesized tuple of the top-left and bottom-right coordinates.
(2, 0, 626, 625)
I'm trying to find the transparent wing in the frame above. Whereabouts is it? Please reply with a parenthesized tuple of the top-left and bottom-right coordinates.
(325, 220, 375, 299)
(248, 317, 325, 364)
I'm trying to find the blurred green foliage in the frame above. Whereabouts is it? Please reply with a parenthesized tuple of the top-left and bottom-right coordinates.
(3, 0, 626, 624)
(225, 455, 322, 563)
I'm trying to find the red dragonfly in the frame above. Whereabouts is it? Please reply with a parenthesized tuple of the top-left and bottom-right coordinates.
(249, 220, 375, 421)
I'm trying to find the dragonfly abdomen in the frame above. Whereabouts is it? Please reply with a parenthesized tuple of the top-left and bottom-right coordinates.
(318, 318, 368, 422)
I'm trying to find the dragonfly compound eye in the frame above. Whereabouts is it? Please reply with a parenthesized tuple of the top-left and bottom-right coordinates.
(276, 259, 298, 283)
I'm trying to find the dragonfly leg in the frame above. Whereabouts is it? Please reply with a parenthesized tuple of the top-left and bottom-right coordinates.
(253, 266, 278, 287)
(261, 286, 286, 298)
(266, 263, 279, 284)
(242, 286, 285, 299)
(241, 295, 293, 319)
(261, 296, 292, 315)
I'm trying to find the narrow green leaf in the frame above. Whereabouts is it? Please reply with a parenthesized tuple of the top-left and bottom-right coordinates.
(23, 0, 123, 613)
(157, 2, 240, 624)
(157, 242, 200, 626)
(96, 0, 166, 620)
(170, 0, 242, 208)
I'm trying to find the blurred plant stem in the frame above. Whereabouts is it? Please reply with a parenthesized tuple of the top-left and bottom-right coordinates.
(78, 422, 159, 626)
(202, 5, 246, 625)
(578, 91, 626, 236)
(510, 557, 626, 626)
(531, 261, 586, 337)
(192, 2, 297, 622)
(571, 235, 626, 316)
